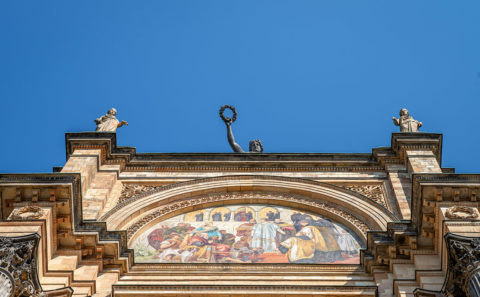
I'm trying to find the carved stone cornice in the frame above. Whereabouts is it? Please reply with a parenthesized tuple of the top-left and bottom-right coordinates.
(372, 147, 404, 167)
(65, 133, 388, 172)
(411, 174, 480, 247)
(362, 221, 418, 272)
(65, 132, 135, 164)
(130, 263, 363, 272)
(64, 133, 446, 175)
(112, 284, 378, 296)
(391, 133, 443, 165)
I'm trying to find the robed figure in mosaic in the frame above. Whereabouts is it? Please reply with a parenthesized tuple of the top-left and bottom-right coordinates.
(279, 219, 343, 263)
(251, 218, 286, 252)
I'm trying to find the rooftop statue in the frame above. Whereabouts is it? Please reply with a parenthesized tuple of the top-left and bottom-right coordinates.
(392, 108, 422, 132)
(94, 108, 128, 132)
(219, 105, 263, 153)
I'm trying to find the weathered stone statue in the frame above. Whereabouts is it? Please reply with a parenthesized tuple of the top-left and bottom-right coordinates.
(219, 105, 263, 153)
(94, 108, 128, 132)
(392, 108, 422, 132)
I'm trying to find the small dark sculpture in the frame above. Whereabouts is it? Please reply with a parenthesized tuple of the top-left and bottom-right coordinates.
(219, 105, 263, 153)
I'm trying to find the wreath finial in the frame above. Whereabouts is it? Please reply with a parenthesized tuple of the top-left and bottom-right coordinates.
(219, 105, 237, 123)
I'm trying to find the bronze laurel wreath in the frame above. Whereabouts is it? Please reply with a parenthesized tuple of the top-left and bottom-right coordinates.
(219, 105, 238, 123)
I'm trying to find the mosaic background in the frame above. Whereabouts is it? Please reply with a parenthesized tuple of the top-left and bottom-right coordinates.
(132, 204, 363, 264)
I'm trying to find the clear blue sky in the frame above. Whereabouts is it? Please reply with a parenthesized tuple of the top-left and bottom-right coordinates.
(1, 1, 479, 173)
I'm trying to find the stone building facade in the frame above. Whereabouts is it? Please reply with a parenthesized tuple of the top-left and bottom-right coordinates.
(0, 131, 478, 296)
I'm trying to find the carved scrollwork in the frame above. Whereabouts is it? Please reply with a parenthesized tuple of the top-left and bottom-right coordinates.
(346, 185, 387, 208)
(119, 184, 162, 204)
(0, 234, 73, 297)
(9, 206, 46, 220)
(415, 233, 480, 297)
(0, 234, 43, 297)
(444, 234, 480, 296)
(445, 206, 479, 220)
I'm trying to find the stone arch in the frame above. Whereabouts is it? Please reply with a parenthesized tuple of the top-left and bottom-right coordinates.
(126, 191, 373, 246)
(102, 175, 395, 245)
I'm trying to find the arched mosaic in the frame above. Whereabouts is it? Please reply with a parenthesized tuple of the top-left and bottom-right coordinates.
(132, 204, 363, 264)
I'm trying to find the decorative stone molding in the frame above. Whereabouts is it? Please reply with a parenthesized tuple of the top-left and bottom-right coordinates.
(131, 263, 362, 272)
(125, 165, 385, 172)
(445, 206, 479, 220)
(391, 133, 443, 164)
(126, 191, 370, 242)
(102, 175, 396, 226)
(119, 184, 162, 204)
(9, 206, 46, 220)
(65, 132, 390, 172)
(112, 284, 378, 296)
(346, 185, 387, 208)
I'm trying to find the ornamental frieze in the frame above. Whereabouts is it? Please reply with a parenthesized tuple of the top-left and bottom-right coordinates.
(345, 185, 387, 208)
(119, 184, 163, 204)
(126, 191, 370, 242)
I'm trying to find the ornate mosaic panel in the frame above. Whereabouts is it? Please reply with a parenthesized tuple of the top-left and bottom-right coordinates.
(132, 204, 363, 264)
